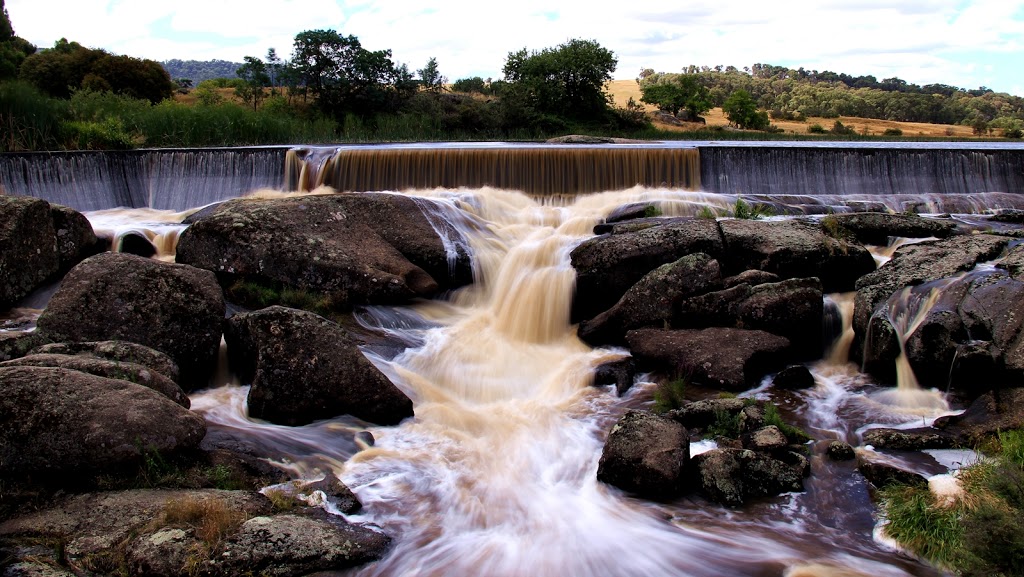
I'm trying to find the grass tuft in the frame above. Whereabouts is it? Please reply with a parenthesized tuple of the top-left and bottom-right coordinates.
(652, 377, 687, 414)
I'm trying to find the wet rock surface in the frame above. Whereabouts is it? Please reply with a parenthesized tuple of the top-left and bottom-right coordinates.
(226, 305, 414, 426)
(694, 448, 804, 507)
(177, 192, 471, 309)
(821, 212, 956, 245)
(597, 410, 690, 498)
(627, 327, 790, 391)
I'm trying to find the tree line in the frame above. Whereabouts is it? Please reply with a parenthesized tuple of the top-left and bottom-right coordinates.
(638, 65, 1024, 136)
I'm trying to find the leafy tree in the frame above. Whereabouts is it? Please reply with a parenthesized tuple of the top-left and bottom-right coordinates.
(417, 56, 445, 92)
(289, 29, 415, 117)
(501, 38, 617, 122)
(640, 74, 711, 119)
(723, 89, 769, 130)
(235, 56, 269, 110)
(19, 39, 170, 103)
(452, 76, 486, 94)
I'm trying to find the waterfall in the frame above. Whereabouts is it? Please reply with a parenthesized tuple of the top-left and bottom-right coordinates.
(286, 146, 702, 195)
(0, 148, 287, 211)
(700, 146, 1024, 197)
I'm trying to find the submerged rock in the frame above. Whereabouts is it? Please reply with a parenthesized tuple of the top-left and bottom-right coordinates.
(857, 459, 928, 489)
(772, 365, 816, 390)
(226, 306, 414, 426)
(34, 252, 225, 389)
(597, 410, 689, 498)
(592, 357, 637, 396)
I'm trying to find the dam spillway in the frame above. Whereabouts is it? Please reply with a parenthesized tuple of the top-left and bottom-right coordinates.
(1, 142, 1023, 211)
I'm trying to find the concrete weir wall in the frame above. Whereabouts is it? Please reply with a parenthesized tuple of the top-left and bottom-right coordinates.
(2, 144, 1022, 212)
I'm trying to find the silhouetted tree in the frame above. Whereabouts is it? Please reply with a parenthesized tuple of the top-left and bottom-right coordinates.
(417, 56, 445, 92)
(236, 56, 270, 110)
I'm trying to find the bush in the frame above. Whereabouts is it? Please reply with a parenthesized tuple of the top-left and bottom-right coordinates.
(807, 123, 826, 134)
(1005, 128, 1024, 139)
(652, 377, 687, 414)
(830, 120, 856, 135)
(883, 127, 904, 136)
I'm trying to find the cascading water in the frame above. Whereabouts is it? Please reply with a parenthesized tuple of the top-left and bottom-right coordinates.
(12, 142, 1024, 576)
(176, 186, 960, 577)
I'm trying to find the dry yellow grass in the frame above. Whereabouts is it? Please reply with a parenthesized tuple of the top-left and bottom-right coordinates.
(605, 79, 978, 138)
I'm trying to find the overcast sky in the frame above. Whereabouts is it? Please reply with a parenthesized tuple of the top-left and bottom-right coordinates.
(6, 0, 1024, 96)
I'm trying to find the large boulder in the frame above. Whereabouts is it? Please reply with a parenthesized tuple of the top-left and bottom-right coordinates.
(864, 269, 1024, 393)
(214, 511, 391, 576)
(0, 366, 206, 478)
(49, 202, 100, 271)
(596, 410, 689, 498)
(821, 213, 956, 246)
(0, 196, 58, 309)
(577, 253, 723, 344)
(693, 449, 804, 507)
(226, 306, 414, 426)
(853, 234, 1009, 346)
(176, 193, 471, 309)
(34, 252, 225, 388)
(0, 353, 189, 408)
(933, 387, 1024, 444)
(28, 340, 181, 385)
(627, 328, 790, 391)
(676, 278, 824, 359)
(0, 197, 99, 310)
(570, 218, 723, 321)
(718, 219, 875, 293)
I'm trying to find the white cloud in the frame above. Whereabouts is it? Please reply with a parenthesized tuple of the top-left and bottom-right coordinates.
(5, 0, 1023, 94)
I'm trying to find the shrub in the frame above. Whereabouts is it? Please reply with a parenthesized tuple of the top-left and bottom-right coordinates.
(830, 120, 856, 135)
(732, 198, 774, 220)
(883, 128, 904, 137)
(1005, 128, 1024, 139)
(807, 123, 826, 134)
(652, 377, 687, 414)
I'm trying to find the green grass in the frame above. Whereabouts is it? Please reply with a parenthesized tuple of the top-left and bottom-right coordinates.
(652, 377, 687, 414)
(731, 198, 775, 220)
(878, 428, 1024, 576)
(706, 408, 742, 439)
(763, 403, 813, 443)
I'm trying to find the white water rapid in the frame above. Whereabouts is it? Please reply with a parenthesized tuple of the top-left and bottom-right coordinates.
(176, 186, 956, 577)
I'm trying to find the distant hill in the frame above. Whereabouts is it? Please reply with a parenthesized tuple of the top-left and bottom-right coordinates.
(162, 59, 241, 83)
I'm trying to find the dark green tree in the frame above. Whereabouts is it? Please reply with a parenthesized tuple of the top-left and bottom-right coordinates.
(501, 38, 617, 122)
(723, 89, 769, 130)
(640, 74, 711, 119)
(452, 76, 486, 94)
(417, 56, 445, 92)
(19, 39, 170, 102)
(235, 56, 270, 110)
(289, 29, 414, 117)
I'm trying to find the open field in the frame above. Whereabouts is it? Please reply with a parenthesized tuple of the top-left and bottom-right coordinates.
(606, 79, 978, 138)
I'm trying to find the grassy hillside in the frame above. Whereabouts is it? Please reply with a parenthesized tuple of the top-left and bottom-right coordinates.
(606, 80, 980, 138)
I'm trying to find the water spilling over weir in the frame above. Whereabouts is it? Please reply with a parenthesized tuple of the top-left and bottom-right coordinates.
(6, 142, 1023, 576)
(3, 142, 1023, 211)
